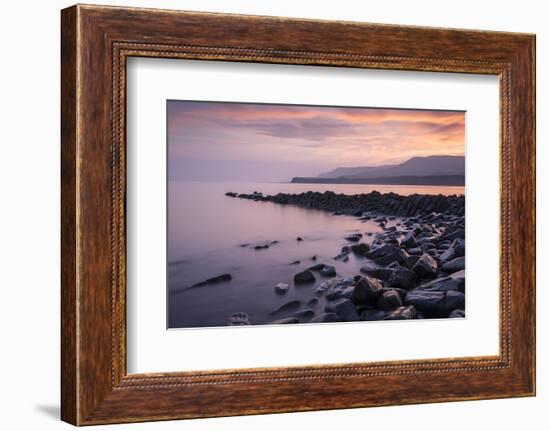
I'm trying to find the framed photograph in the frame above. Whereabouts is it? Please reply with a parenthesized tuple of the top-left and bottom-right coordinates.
(61, 4, 536, 425)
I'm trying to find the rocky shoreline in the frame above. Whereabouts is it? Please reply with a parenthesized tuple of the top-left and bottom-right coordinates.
(220, 190, 465, 326)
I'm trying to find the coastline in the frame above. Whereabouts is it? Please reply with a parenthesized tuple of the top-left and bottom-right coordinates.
(200, 190, 466, 325)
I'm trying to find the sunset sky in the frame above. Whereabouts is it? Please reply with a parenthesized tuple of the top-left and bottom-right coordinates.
(167, 100, 465, 182)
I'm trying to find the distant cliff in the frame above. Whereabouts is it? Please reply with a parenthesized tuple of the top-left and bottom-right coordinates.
(291, 175, 464, 186)
(317, 155, 464, 178)
(292, 155, 465, 186)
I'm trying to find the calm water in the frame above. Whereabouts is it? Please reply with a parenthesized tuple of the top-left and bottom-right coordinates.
(168, 181, 464, 328)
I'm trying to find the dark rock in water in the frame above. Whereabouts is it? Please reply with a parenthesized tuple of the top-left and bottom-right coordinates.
(351, 243, 370, 255)
(401, 231, 418, 248)
(389, 266, 417, 289)
(442, 256, 465, 273)
(225, 192, 238, 197)
(360, 261, 380, 276)
(192, 273, 232, 288)
(270, 240, 280, 245)
(290, 260, 301, 265)
(449, 309, 465, 318)
(308, 263, 326, 271)
(417, 270, 465, 292)
(292, 309, 315, 322)
(325, 298, 359, 321)
(342, 255, 349, 262)
(275, 282, 289, 294)
(412, 253, 438, 277)
(405, 291, 446, 317)
(294, 270, 315, 284)
(239, 243, 250, 248)
(271, 317, 300, 324)
(446, 290, 465, 310)
(311, 255, 318, 261)
(296, 237, 304, 241)
(441, 228, 465, 242)
(226, 312, 250, 326)
(352, 276, 383, 304)
(307, 297, 319, 306)
(377, 289, 403, 311)
(360, 309, 387, 321)
(384, 305, 417, 320)
(341, 245, 351, 254)
(271, 300, 301, 315)
(344, 233, 363, 242)
(311, 312, 339, 323)
(320, 265, 337, 277)
(254, 244, 270, 250)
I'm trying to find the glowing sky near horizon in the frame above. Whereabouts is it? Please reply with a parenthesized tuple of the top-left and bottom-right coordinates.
(167, 100, 465, 182)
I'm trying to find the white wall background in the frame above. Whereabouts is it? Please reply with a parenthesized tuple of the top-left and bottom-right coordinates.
(0, 0, 546, 429)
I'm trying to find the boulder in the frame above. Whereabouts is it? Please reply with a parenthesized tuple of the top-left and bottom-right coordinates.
(446, 290, 465, 310)
(271, 317, 300, 324)
(449, 309, 465, 318)
(292, 309, 315, 322)
(404, 291, 446, 317)
(442, 256, 465, 273)
(412, 253, 438, 277)
(320, 265, 337, 277)
(270, 300, 301, 315)
(344, 233, 363, 242)
(226, 312, 250, 326)
(384, 305, 417, 320)
(191, 273, 232, 288)
(351, 243, 370, 255)
(452, 238, 466, 256)
(325, 298, 359, 322)
(377, 289, 403, 311)
(308, 263, 326, 271)
(275, 282, 289, 294)
(352, 276, 383, 304)
(417, 272, 464, 292)
(307, 297, 319, 306)
(311, 313, 339, 323)
(294, 270, 315, 284)
(389, 266, 417, 290)
(401, 231, 418, 248)
(360, 309, 387, 321)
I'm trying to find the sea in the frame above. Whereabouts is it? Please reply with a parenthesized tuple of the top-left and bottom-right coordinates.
(168, 181, 464, 329)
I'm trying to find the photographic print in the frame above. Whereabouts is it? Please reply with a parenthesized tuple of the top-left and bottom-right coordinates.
(167, 101, 465, 329)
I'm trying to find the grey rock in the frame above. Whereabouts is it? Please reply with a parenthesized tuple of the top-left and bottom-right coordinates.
(401, 231, 418, 248)
(325, 298, 359, 321)
(191, 273, 232, 288)
(292, 309, 315, 322)
(344, 233, 363, 242)
(307, 297, 319, 306)
(377, 289, 403, 311)
(412, 253, 438, 277)
(294, 270, 315, 284)
(270, 300, 301, 315)
(389, 266, 417, 290)
(449, 309, 465, 318)
(384, 305, 417, 320)
(311, 313, 339, 323)
(351, 243, 370, 255)
(271, 317, 300, 324)
(442, 256, 465, 273)
(308, 263, 326, 271)
(404, 291, 446, 317)
(446, 290, 465, 310)
(275, 282, 289, 294)
(360, 309, 387, 321)
(352, 276, 383, 304)
(320, 265, 337, 277)
(226, 312, 250, 326)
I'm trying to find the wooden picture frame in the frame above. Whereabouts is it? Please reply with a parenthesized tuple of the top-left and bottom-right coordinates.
(61, 4, 536, 425)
